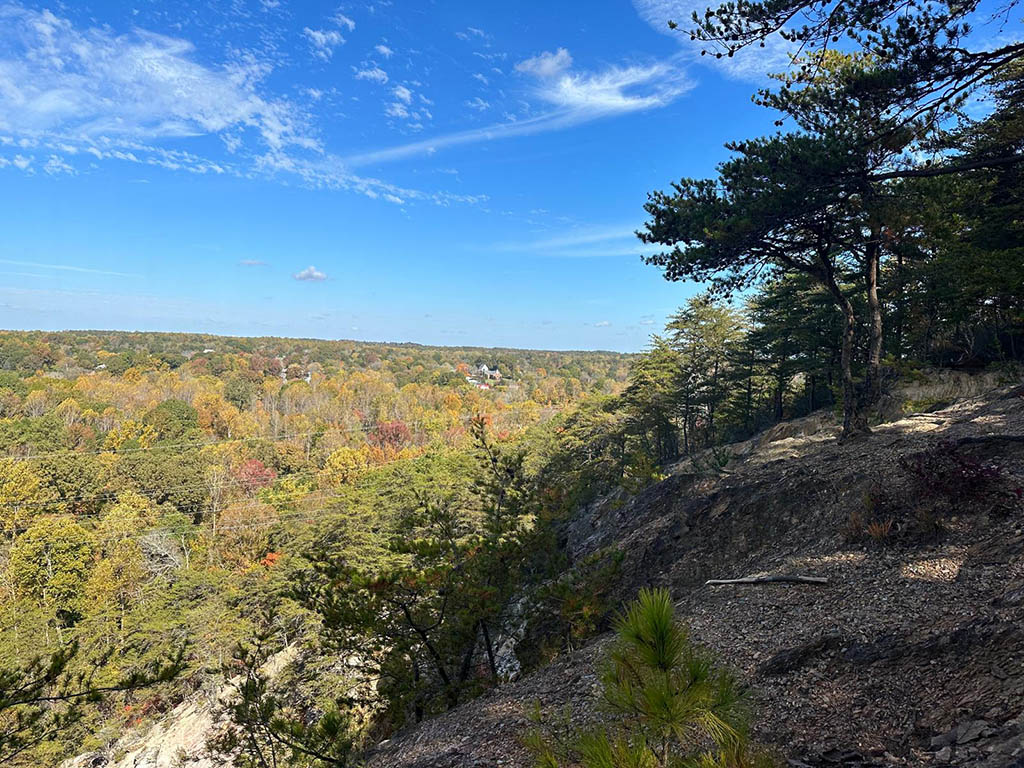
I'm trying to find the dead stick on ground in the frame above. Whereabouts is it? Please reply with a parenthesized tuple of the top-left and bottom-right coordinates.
(705, 575, 829, 586)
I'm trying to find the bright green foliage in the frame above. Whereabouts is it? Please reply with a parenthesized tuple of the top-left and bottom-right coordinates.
(0, 641, 185, 765)
(8, 518, 94, 629)
(529, 589, 771, 768)
(208, 618, 356, 768)
(95, 491, 159, 542)
(142, 399, 199, 441)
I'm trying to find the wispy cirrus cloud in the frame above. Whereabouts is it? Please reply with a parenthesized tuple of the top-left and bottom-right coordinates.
(345, 49, 691, 166)
(0, 258, 139, 278)
(0, 5, 316, 152)
(631, 0, 794, 80)
(0, 4, 476, 208)
(455, 27, 488, 41)
(489, 225, 646, 258)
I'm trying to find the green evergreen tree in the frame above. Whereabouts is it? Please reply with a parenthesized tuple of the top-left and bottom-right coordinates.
(529, 588, 771, 768)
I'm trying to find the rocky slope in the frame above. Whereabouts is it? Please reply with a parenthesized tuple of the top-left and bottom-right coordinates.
(66, 378, 1024, 767)
(366, 383, 1024, 768)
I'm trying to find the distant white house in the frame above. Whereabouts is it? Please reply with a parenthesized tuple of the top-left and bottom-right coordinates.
(476, 364, 502, 381)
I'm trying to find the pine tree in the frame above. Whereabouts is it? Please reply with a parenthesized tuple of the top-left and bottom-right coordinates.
(529, 588, 773, 768)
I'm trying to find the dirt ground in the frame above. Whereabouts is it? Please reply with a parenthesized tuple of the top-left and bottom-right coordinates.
(366, 386, 1024, 768)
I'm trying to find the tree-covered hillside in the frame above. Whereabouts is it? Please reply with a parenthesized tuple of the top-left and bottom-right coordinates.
(0, 333, 631, 765)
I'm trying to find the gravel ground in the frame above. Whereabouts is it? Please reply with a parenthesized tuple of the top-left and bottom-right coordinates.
(367, 386, 1024, 768)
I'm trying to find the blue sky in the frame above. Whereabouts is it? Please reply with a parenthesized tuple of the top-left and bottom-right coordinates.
(0, 1, 1011, 351)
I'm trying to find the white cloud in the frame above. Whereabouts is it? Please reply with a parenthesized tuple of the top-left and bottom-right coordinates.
(332, 12, 356, 32)
(385, 101, 409, 118)
(0, 5, 494, 209)
(347, 52, 691, 166)
(594, 320, 611, 327)
(464, 97, 490, 112)
(354, 65, 389, 84)
(534, 62, 684, 113)
(304, 27, 346, 60)
(455, 27, 488, 41)
(515, 48, 573, 78)
(240, 259, 267, 266)
(44, 154, 74, 175)
(472, 73, 489, 86)
(294, 265, 327, 281)
(0, 6, 317, 155)
(393, 85, 412, 103)
(256, 151, 485, 207)
(631, 0, 793, 80)
(375, 44, 394, 58)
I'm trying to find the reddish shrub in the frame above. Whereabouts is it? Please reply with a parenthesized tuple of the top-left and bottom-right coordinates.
(236, 458, 277, 494)
(369, 420, 411, 452)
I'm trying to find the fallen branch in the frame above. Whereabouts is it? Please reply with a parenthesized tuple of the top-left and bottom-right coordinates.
(705, 575, 829, 587)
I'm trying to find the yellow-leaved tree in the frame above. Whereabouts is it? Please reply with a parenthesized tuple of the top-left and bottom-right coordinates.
(0, 458, 55, 539)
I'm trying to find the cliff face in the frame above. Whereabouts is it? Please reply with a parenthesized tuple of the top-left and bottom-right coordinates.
(61, 649, 295, 768)
(365, 384, 1024, 768)
(62, 697, 218, 768)
(67, 382, 1024, 768)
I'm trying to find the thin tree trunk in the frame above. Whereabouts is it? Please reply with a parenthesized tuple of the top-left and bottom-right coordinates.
(828, 286, 860, 439)
(745, 351, 753, 434)
(894, 249, 906, 360)
(863, 234, 884, 411)
(810, 245, 864, 439)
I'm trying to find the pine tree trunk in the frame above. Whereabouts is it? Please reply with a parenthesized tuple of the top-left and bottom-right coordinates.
(863, 235, 884, 411)
(838, 295, 859, 438)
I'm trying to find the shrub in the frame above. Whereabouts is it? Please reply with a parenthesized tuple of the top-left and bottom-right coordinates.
(689, 444, 736, 477)
(527, 588, 774, 768)
(898, 440, 1006, 503)
(526, 549, 624, 664)
(847, 440, 1017, 545)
